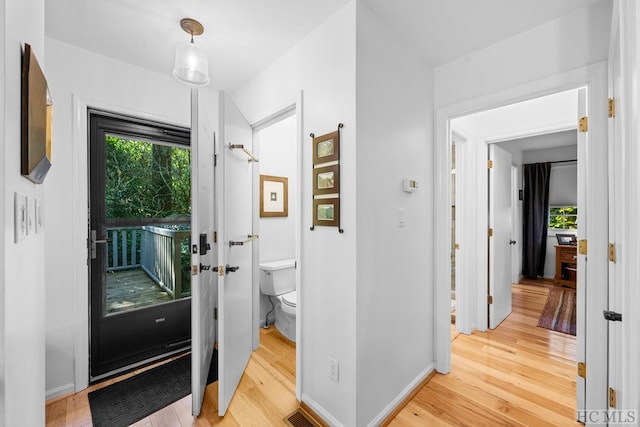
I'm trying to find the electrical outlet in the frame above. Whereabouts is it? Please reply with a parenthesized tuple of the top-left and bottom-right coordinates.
(328, 357, 339, 382)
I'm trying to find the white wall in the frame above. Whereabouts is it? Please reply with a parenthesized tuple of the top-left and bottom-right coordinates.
(43, 37, 191, 398)
(233, 3, 357, 425)
(435, 0, 612, 108)
(257, 114, 297, 325)
(354, 2, 434, 425)
(2, 0, 47, 425)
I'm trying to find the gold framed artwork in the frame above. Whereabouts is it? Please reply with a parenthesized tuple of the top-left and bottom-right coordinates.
(312, 130, 340, 165)
(260, 175, 288, 217)
(313, 164, 339, 196)
(313, 198, 340, 227)
(21, 43, 52, 184)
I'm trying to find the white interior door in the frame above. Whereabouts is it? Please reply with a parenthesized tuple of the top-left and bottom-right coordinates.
(510, 166, 520, 284)
(488, 144, 513, 329)
(575, 87, 588, 417)
(217, 92, 254, 415)
(191, 89, 217, 416)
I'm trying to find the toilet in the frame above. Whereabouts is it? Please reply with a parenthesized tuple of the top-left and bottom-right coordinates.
(259, 259, 297, 342)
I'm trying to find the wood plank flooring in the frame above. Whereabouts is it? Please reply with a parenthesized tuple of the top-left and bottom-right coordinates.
(46, 326, 297, 426)
(390, 280, 579, 427)
(47, 281, 577, 426)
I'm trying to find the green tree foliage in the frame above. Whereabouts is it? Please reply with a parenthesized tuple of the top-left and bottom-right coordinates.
(105, 136, 191, 219)
(549, 206, 577, 230)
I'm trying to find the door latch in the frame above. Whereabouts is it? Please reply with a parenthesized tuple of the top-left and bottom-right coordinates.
(90, 229, 112, 259)
(200, 264, 211, 273)
(199, 234, 211, 255)
(213, 264, 240, 275)
(603, 310, 622, 322)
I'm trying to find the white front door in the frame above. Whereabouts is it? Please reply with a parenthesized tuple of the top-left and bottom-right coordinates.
(191, 89, 217, 416)
(488, 144, 513, 329)
(217, 92, 254, 415)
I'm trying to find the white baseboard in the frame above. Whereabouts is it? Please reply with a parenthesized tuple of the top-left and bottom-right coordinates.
(367, 364, 435, 427)
(302, 394, 345, 427)
(46, 383, 75, 401)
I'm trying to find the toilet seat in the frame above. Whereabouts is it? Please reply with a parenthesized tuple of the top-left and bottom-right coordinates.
(280, 290, 296, 308)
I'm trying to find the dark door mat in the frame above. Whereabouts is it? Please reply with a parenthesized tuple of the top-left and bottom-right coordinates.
(89, 350, 217, 426)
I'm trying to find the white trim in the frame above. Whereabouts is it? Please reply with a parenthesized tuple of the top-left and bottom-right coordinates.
(45, 383, 75, 401)
(71, 94, 190, 392)
(247, 91, 304, 402)
(434, 63, 609, 415)
(302, 394, 345, 427)
(366, 365, 434, 427)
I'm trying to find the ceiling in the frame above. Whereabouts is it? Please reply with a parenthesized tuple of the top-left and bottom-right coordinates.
(45, 0, 603, 91)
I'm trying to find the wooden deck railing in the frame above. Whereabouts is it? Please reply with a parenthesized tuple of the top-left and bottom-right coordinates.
(105, 227, 142, 271)
(105, 225, 191, 299)
(141, 225, 191, 299)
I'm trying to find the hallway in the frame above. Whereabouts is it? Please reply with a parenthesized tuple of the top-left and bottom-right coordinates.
(390, 280, 579, 426)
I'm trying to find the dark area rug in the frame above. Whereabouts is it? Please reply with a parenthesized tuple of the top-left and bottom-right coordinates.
(88, 350, 217, 427)
(537, 287, 576, 335)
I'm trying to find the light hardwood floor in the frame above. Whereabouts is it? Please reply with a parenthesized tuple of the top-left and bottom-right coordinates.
(47, 281, 577, 426)
(390, 280, 579, 426)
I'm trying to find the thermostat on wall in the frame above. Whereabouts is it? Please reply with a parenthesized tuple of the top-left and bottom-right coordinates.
(403, 178, 418, 193)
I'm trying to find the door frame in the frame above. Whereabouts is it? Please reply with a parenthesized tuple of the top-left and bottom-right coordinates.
(434, 62, 609, 412)
(249, 91, 304, 400)
(71, 94, 190, 391)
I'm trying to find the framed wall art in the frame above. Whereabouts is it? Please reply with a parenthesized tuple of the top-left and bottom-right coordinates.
(313, 198, 340, 227)
(313, 164, 340, 196)
(310, 123, 343, 233)
(312, 130, 340, 165)
(21, 43, 52, 184)
(260, 174, 288, 217)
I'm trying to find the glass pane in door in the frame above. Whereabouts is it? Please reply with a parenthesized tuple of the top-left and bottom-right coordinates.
(104, 135, 191, 315)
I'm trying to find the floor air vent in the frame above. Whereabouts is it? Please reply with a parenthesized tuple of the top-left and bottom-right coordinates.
(285, 408, 320, 427)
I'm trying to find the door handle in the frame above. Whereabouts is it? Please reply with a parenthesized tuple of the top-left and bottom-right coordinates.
(212, 264, 240, 275)
(90, 230, 112, 259)
(509, 240, 517, 245)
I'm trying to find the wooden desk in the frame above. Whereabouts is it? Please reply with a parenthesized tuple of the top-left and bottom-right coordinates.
(554, 245, 577, 288)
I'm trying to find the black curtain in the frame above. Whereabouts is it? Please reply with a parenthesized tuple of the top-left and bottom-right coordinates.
(522, 163, 551, 279)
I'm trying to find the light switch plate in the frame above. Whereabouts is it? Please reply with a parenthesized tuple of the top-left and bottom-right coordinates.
(14, 192, 27, 243)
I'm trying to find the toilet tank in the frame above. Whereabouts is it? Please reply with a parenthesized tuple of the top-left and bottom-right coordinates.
(259, 259, 296, 296)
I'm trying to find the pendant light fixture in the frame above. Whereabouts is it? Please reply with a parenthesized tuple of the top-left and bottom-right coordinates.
(173, 18, 209, 87)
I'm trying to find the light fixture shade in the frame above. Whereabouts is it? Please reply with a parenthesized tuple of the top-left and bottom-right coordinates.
(173, 41, 209, 87)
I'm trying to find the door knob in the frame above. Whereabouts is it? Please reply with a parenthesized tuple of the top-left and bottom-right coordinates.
(509, 240, 517, 245)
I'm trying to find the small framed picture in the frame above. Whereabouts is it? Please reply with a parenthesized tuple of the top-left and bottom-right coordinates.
(313, 164, 340, 196)
(260, 175, 288, 217)
(313, 198, 339, 227)
(313, 130, 340, 165)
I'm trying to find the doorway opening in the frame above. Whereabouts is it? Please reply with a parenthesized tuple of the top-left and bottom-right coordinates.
(253, 107, 299, 396)
(88, 110, 192, 381)
(448, 87, 584, 411)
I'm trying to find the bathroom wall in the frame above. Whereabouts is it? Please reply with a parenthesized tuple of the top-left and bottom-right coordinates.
(257, 114, 298, 326)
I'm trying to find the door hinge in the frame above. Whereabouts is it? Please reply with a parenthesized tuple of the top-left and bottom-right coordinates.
(608, 97, 616, 118)
(609, 243, 616, 263)
(214, 307, 218, 320)
(488, 295, 494, 304)
(579, 116, 588, 132)
(488, 228, 494, 237)
(610, 387, 617, 408)
(487, 160, 493, 169)
(578, 239, 587, 255)
(214, 231, 218, 243)
(454, 243, 460, 250)
(578, 362, 586, 378)
(214, 154, 218, 167)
